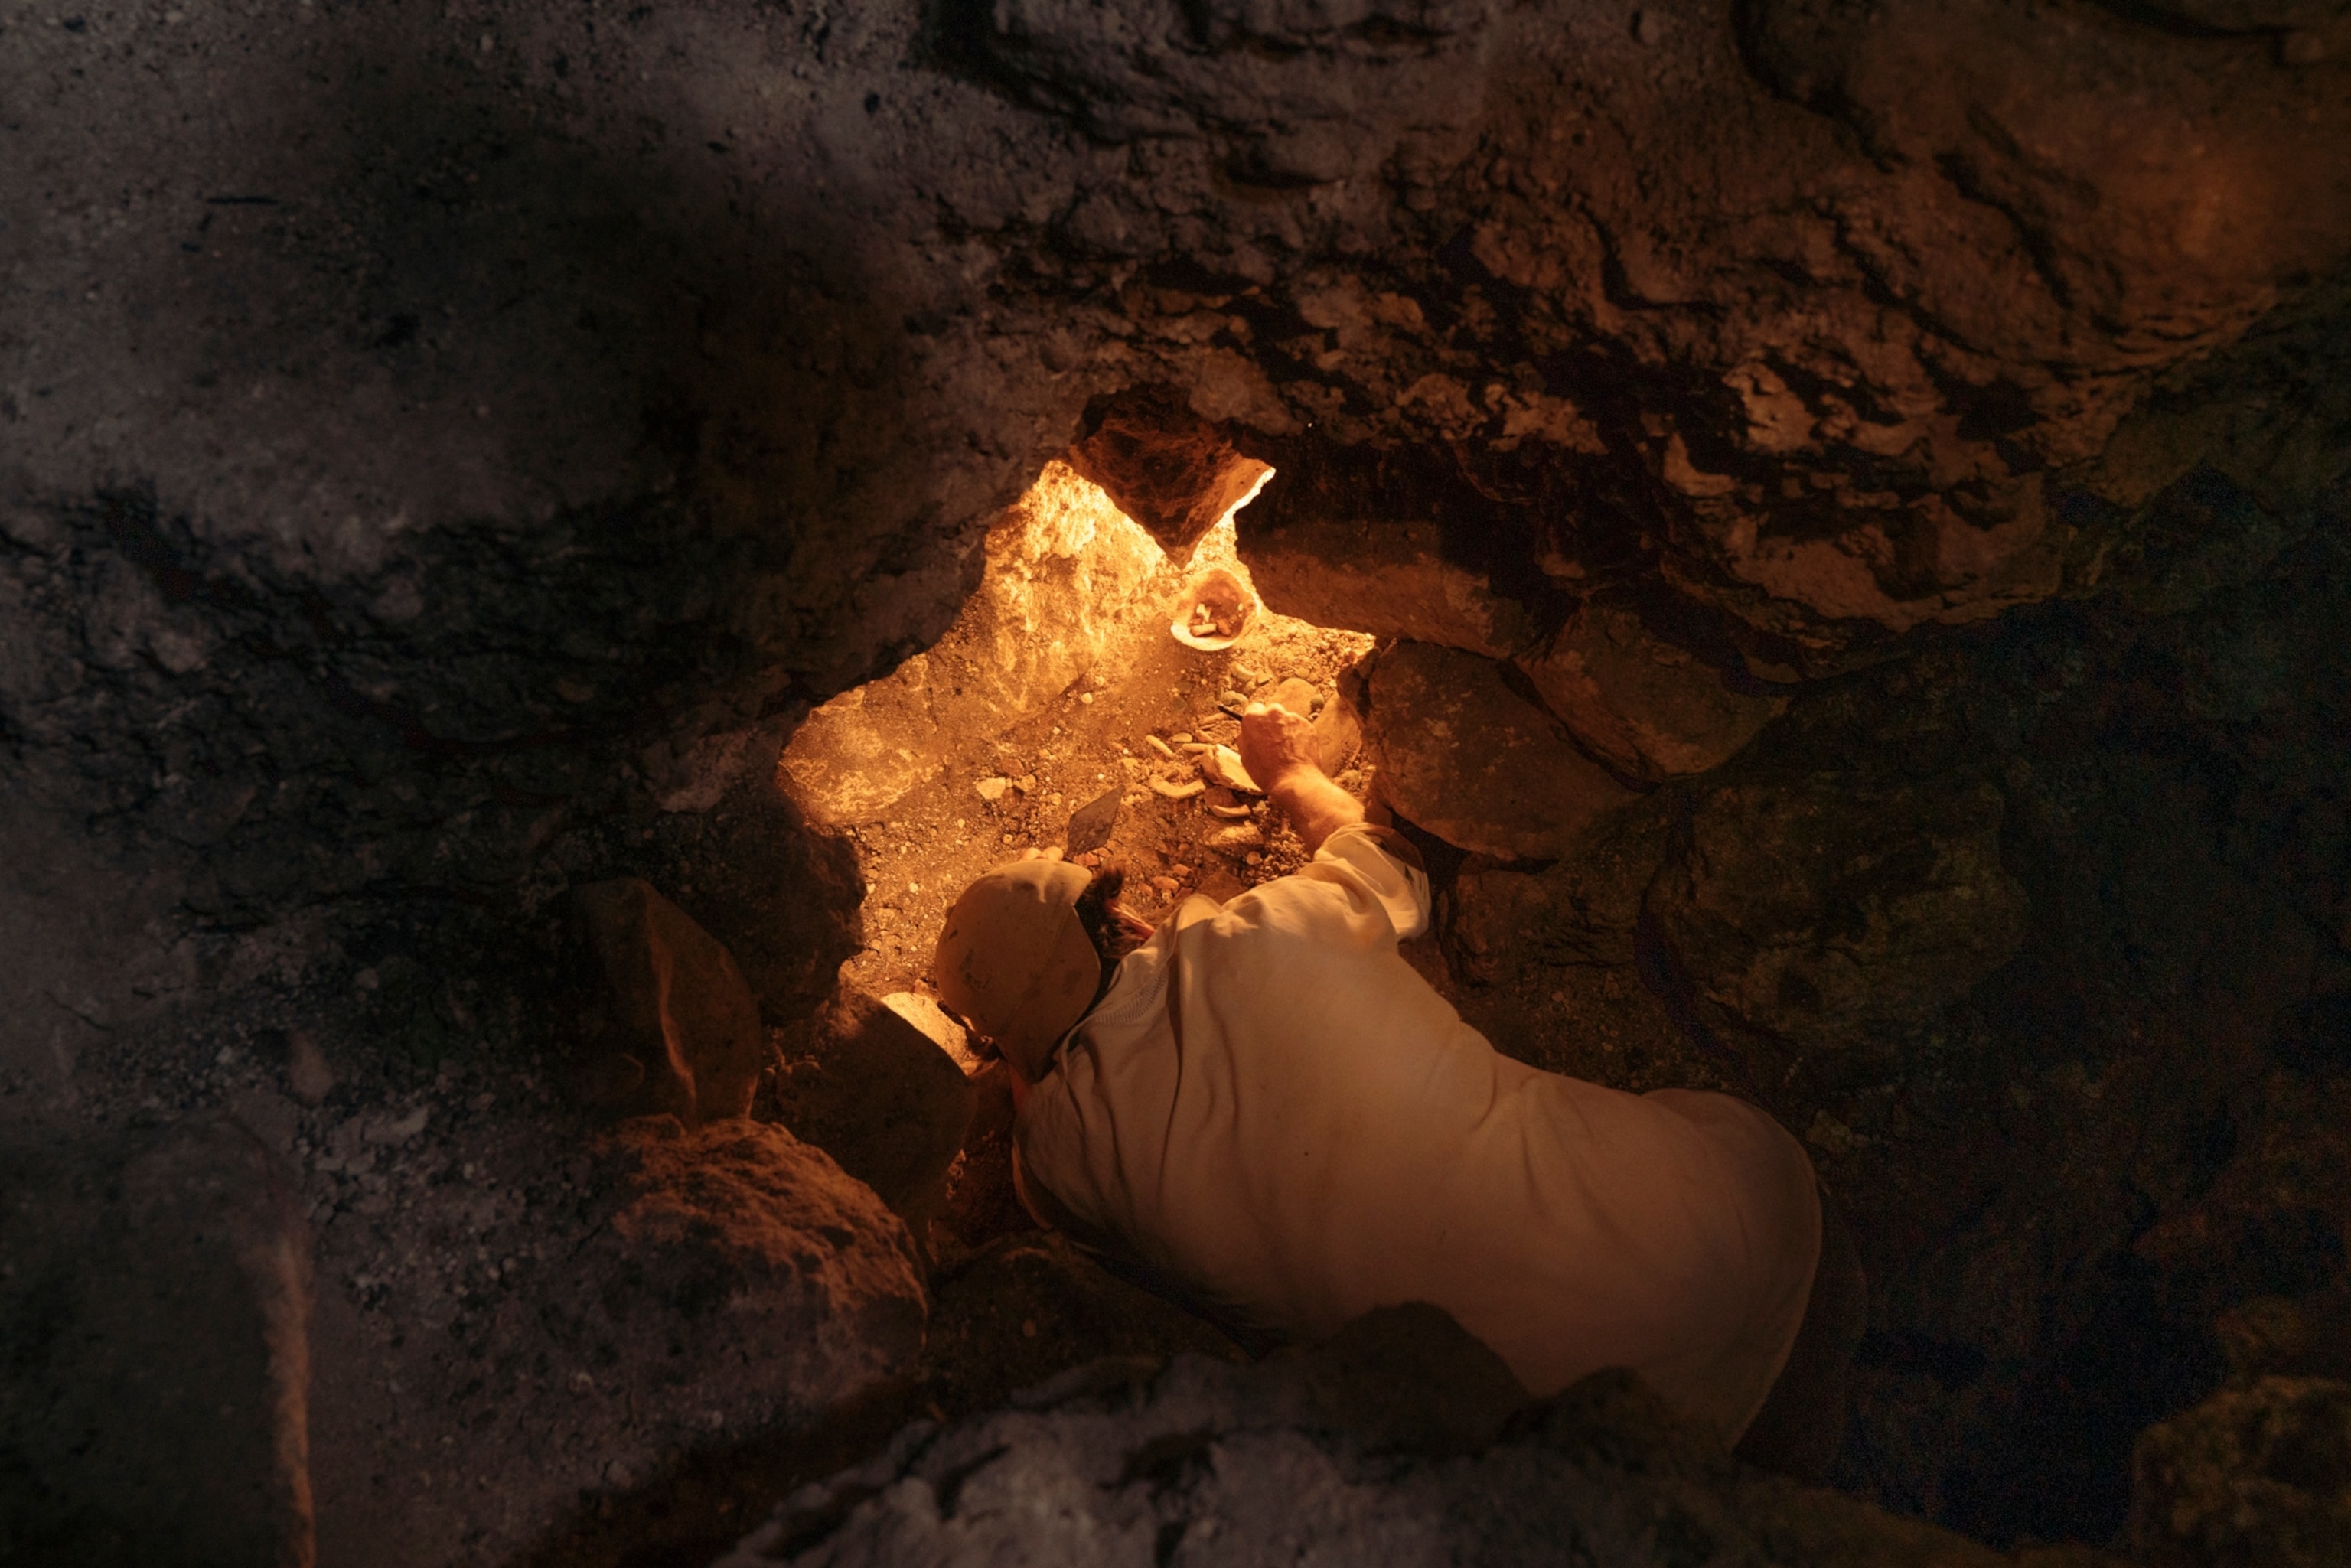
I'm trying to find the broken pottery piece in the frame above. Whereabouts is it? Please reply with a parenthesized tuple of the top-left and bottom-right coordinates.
(1365, 643, 1640, 860)
(1149, 775, 1205, 800)
(773, 983, 980, 1237)
(1515, 600, 1785, 782)
(1268, 676, 1322, 718)
(1200, 745, 1262, 794)
(569, 878, 766, 1125)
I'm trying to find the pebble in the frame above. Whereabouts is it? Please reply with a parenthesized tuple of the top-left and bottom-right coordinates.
(1218, 689, 1247, 710)
(975, 777, 1009, 801)
(1170, 732, 1193, 744)
(1208, 823, 1265, 855)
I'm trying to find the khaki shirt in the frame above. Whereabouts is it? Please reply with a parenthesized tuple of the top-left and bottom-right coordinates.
(1013, 822, 1822, 1442)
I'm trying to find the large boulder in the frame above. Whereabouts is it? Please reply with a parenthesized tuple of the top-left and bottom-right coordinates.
(2130, 1377, 2351, 1568)
(1237, 448, 1550, 660)
(771, 983, 980, 1240)
(570, 878, 768, 1125)
(550, 1117, 927, 1448)
(0, 1119, 315, 1568)
(1365, 641, 1640, 860)
(1515, 599, 1787, 782)
(1645, 773, 2029, 1085)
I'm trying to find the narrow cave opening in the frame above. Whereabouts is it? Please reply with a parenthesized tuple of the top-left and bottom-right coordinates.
(768, 458, 1374, 1255)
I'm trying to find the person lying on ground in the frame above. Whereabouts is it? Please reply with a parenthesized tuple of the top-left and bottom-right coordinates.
(930, 699, 1864, 1477)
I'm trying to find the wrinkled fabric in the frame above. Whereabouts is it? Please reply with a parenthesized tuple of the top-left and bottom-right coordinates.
(1014, 823, 1821, 1442)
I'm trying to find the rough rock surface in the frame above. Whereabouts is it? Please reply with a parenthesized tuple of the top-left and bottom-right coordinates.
(778, 467, 1176, 826)
(1646, 772, 2030, 1092)
(1517, 598, 1789, 781)
(1238, 445, 1552, 659)
(770, 984, 979, 1238)
(569, 878, 768, 1124)
(1365, 641, 1641, 859)
(2129, 1377, 2351, 1568)
(1064, 384, 1273, 560)
(566, 1117, 928, 1446)
(716, 1314, 2113, 1568)
(0, 1119, 315, 1568)
(4, 0, 2349, 1560)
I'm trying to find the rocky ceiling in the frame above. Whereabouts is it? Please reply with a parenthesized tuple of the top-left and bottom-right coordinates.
(4, 0, 2349, 1563)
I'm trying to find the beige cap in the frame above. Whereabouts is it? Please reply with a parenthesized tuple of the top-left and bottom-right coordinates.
(931, 857, 1099, 1081)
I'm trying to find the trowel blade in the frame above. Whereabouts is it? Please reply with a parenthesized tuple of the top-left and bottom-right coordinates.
(1065, 786, 1122, 857)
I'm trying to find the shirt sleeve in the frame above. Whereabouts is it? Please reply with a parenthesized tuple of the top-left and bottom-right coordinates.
(1308, 820, 1434, 940)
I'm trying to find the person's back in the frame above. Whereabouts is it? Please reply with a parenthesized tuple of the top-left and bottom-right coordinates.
(1012, 817, 1823, 1443)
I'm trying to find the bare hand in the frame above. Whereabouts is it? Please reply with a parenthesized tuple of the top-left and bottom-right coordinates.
(1239, 702, 1319, 792)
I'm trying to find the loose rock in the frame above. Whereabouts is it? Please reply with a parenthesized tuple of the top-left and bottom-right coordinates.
(974, 776, 1009, 801)
(1207, 823, 1265, 855)
(1365, 642, 1640, 859)
(569, 878, 766, 1125)
(773, 983, 980, 1236)
(562, 1117, 924, 1446)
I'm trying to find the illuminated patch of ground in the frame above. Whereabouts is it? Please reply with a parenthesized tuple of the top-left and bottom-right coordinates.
(778, 463, 1376, 1006)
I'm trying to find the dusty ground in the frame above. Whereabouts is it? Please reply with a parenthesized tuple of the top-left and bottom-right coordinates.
(823, 522, 1378, 1009)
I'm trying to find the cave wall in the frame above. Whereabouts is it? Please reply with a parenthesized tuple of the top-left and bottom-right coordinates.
(4, 0, 2349, 1562)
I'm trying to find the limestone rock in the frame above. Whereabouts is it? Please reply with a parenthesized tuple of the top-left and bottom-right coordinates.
(1645, 774, 2029, 1079)
(562, 1117, 925, 1447)
(0, 1119, 315, 1568)
(718, 1313, 2053, 1568)
(1516, 600, 1786, 782)
(571, 878, 766, 1125)
(2129, 1377, 2351, 1568)
(772, 983, 980, 1236)
(1063, 384, 1273, 560)
(778, 465, 1172, 826)
(1365, 642, 1640, 860)
(1238, 449, 1546, 660)
(1310, 688, 1365, 774)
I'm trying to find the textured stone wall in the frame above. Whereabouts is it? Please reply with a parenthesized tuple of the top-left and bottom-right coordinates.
(4, 0, 2348, 1562)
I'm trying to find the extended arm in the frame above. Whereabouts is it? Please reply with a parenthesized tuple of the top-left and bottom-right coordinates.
(1238, 702, 1363, 853)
